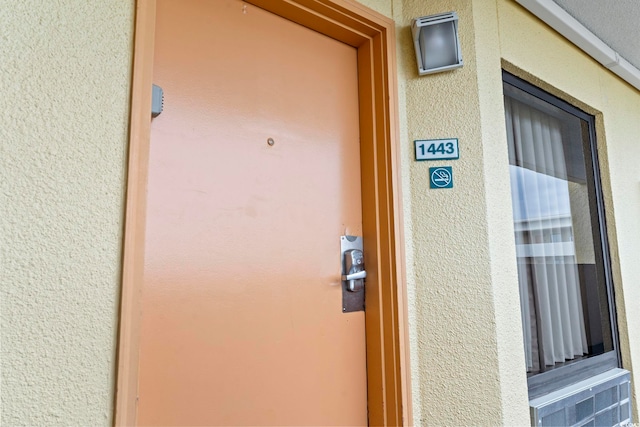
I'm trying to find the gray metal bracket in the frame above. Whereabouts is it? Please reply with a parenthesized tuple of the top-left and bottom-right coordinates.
(151, 84, 164, 118)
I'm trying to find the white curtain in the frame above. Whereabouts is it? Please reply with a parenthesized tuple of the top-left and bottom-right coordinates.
(505, 97, 588, 371)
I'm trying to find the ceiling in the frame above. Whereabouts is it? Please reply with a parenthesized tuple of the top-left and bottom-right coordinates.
(552, 0, 640, 70)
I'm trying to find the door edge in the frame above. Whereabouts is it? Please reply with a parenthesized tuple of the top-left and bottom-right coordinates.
(114, 0, 411, 425)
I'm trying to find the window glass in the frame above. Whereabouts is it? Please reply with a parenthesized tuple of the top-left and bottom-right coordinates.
(503, 80, 614, 376)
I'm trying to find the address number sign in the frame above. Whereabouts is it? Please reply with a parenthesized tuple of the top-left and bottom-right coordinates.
(415, 138, 459, 161)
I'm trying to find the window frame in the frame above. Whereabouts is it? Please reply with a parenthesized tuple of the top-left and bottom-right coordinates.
(502, 71, 621, 399)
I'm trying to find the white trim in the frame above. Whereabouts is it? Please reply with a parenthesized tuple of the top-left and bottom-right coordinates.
(515, 0, 640, 91)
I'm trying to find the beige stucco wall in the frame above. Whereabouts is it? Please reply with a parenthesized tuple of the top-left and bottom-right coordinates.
(392, 0, 531, 424)
(362, 0, 533, 424)
(498, 1, 640, 419)
(361, 0, 640, 424)
(0, 1, 134, 425)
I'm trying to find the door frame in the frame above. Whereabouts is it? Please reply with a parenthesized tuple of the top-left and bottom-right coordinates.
(114, 0, 410, 425)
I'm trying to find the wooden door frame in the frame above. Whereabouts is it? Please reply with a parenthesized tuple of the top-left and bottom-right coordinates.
(114, 0, 411, 425)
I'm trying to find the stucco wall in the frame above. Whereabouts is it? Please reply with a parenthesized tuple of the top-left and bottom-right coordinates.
(393, 1, 531, 425)
(0, 1, 134, 425)
(498, 0, 640, 419)
(355, 0, 394, 17)
(362, 0, 534, 424)
(363, 0, 640, 424)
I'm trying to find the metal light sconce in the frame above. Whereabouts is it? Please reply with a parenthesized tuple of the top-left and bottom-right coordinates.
(412, 12, 463, 75)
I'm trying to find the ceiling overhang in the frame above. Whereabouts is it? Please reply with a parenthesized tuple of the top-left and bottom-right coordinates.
(514, 0, 640, 92)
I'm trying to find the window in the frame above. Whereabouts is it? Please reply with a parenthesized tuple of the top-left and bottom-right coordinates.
(502, 72, 619, 397)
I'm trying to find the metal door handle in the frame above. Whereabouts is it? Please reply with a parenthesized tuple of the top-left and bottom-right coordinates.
(342, 270, 367, 281)
(343, 248, 365, 293)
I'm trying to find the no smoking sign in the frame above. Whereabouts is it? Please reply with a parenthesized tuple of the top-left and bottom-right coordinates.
(429, 166, 453, 189)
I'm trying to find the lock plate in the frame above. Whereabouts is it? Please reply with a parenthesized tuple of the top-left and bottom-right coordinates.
(341, 235, 365, 313)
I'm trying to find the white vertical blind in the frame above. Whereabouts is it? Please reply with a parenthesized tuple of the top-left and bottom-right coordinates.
(505, 97, 588, 371)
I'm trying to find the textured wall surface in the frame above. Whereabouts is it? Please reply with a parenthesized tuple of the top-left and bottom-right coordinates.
(498, 1, 640, 419)
(367, 0, 639, 424)
(0, 1, 134, 425)
(355, 0, 394, 17)
(394, 1, 530, 425)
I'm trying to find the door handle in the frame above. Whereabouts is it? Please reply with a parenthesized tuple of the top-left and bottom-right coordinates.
(342, 270, 367, 281)
(343, 248, 366, 292)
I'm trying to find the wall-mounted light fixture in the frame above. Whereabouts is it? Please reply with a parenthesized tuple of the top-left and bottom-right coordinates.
(412, 12, 463, 75)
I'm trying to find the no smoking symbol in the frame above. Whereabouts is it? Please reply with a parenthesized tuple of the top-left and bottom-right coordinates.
(429, 166, 453, 189)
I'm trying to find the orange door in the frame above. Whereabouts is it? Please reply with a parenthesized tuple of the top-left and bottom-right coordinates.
(136, 0, 367, 425)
